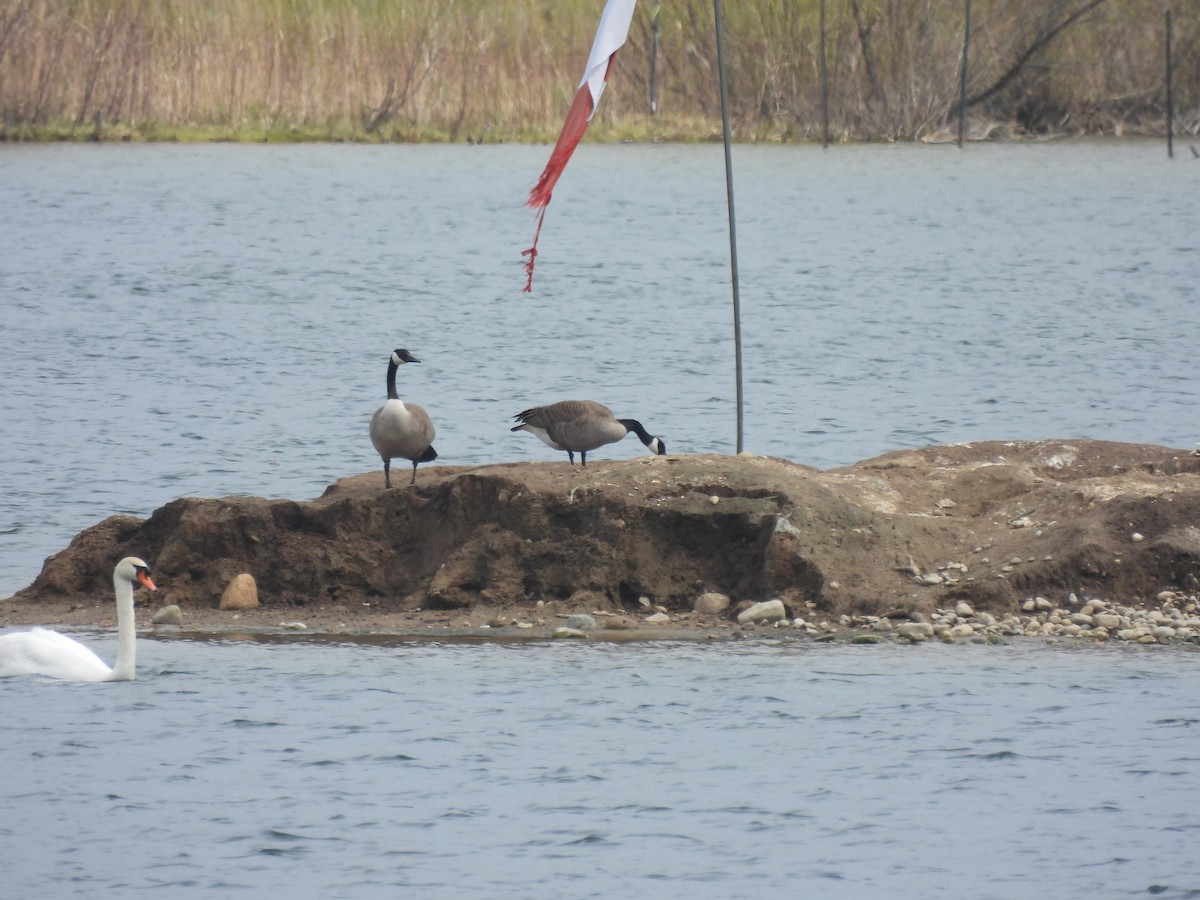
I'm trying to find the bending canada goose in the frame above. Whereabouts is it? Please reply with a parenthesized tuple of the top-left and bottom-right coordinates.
(0, 557, 156, 682)
(511, 400, 667, 466)
(370, 348, 437, 487)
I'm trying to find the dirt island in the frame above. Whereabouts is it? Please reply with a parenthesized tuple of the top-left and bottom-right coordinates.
(5, 440, 1200, 643)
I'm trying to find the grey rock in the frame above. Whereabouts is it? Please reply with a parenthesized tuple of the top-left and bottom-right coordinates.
(151, 604, 182, 626)
(694, 592, 732, 616)
(737, 599, 786, 625)
(564, 613, 597, 631)
(895, 622, 934, 639)
(552, 627, 588, 639)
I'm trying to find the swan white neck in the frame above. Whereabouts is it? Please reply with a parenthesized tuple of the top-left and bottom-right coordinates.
(110, 570, 137, 681)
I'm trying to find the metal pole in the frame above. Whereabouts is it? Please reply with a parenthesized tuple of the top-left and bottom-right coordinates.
(650, 2, 661, 114)
(1166, 8, 1174, 159)
(713, 0, 744, 454)
(820, 0, 829, 147)
(957, 0, 971, 148)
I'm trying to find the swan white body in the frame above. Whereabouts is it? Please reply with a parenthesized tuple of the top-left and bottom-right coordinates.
(0, 557, 156, 682)
(511, 400, 667, 466)
(369, 348, 437, 487)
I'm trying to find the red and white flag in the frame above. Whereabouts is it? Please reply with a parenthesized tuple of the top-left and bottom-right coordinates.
(521, 0, 638, 292)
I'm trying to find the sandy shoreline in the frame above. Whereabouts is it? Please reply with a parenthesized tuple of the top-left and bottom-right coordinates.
(5, 594, 1199, 649)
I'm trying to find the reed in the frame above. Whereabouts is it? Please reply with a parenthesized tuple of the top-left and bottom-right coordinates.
(0, 0, 1194, 142)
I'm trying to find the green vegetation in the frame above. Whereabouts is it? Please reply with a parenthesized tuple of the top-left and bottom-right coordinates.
(1, 0, 1194, 143)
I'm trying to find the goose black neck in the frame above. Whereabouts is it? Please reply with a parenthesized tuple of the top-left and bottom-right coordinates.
(386, 361, 399, 400)
(619, 418, 652, 445)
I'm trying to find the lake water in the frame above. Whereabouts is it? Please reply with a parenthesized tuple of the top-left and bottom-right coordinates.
(1, 140, 1199, 595)
(2, 636, 1198, 898)
(2, 142, 1200, 898)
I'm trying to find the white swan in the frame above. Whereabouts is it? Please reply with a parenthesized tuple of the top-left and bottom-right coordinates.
(370, 348, 438, 487)
(511, 400, 667, 466)
(0, 557, 156, 682)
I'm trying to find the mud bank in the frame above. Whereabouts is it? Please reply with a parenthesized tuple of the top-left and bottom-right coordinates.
(5, 441, 1200, 639)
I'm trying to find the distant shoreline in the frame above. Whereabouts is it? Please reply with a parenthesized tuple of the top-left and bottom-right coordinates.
(0, 122, 1179, 146)
(4, 0, 1193, 147)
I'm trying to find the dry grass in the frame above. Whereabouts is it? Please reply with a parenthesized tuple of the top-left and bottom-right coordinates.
(0, 0, 1195, 142)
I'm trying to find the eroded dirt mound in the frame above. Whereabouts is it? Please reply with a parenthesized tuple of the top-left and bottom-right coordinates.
(9, 441, 1200, 621)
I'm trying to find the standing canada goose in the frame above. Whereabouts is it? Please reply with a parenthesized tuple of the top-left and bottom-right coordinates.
(0, 557, 156, 682)
(511, 400, 667, 466)
(370, 348, 437, 487)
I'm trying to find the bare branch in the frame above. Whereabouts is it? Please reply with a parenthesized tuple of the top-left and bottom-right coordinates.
(967, 0, 1109, 108)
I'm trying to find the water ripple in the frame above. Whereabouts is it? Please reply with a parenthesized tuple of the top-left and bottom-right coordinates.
(3, 142, 1200, 594)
